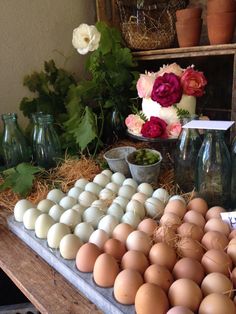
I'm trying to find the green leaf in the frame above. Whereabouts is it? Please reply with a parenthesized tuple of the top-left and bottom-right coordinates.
(0, 163, 42, 197)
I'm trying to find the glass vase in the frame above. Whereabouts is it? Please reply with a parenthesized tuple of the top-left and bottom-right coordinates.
(231, 136, 236, 209)
(196, 129, 231, 210)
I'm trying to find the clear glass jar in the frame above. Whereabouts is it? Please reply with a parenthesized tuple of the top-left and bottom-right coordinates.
(174, 117, 202, 192)
(31, 112, 43, 159)
(231, 136, 236, 209)
(1, 113, 30, 168)
(196, 129, 231, 209)
(34, 114, 62, 169)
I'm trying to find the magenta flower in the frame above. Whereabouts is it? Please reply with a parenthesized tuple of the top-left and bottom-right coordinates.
(141, 116, 167, 138)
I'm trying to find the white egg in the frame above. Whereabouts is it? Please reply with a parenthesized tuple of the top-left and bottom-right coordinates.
(98, 215, 119, 236)
(111, 172, 126, 185)
(101, 169, 113, 179)
(49, 204, 65, 222)
(91, 199, 108, 213)
(14, 199, 34, 222)
(59, 234, 82, 259)
(126, 230, 152, 255)
(99, 188, 116, 201)
(93, 173, 110, 187)
(123, 178, 138, 190)
(89, 229, 109, 249)
(145, 197, 165, 219)
(82, 207, 104, 228)
(59, 196, 77, 210)
(85, 182, 102, 196)
(107, 203, 124, 221)
(74, 222, 94, 243)
(126, 199, 146, 219)
(113, 196, 129, 209)
(79, 191, 98, 207)
(121, 211, 141, 228)
(152, 188, 169, 204)
(106, 182, 120, 194)
(59, 209, 81, 230)
(37, 199, 55, 213)
(132, 192, 148, 204)
(47, 189, 65, 203)
(74, 178, 89, 189)
(137, 183, 153, 197)
(168, 195, 186, 205)
(118, 185, 136, 199)
(47, 223, 71, 249)
(35, 214, 55, 239)
(72, 204, 86, 216)
(23, 208, 42, 230)
(67, 187, 83, 199)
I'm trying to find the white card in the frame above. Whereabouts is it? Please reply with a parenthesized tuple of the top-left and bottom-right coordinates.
(220, 212, 236, 230)
(183, 120, 235, 130)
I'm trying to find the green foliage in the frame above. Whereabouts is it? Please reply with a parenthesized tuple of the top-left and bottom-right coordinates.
(175, 107, 191, 120)
(0, 163, 42, 197)
(131, 105, 148, 122)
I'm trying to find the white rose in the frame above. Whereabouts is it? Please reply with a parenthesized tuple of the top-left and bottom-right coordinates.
(72, 24, 101, 55)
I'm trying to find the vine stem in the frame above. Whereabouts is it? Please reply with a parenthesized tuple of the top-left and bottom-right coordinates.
(92, 101, 104, 158)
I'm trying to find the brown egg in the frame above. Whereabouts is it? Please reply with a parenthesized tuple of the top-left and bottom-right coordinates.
(201, 249, 233, 277)
(149, 242, 177, 271)
(172, 257, 205, 285)
(121, 250, 149, 274)
(137, 218, 158, 236)
(75, 243, 101, 272)
(144, 264, 174, 292)
(199, 293, 235, 314)
(167, 306, 194, 314)
(227, 238, 236, 266)
(126, 230, 152, 256)
(114, 269, 143, 305)
(164, 200, 187, 219)
(186, 198, 208, 216)
(93, 253, 119, 287)
(201, 230, 229, 251)
(153, 225, 177, 248)
(132, 192, 148, 204)
(204, 218, 231, 237)
(103, 238, 126, 261)
(177, 222, 204, 242)
(201, 272, 234, 298)
(205, 206, 225, 221)
(160, 212, 182, 230)
(168, 278, 203, 312)
(229, 229, 236, 240)
(112, 223, 134, 244)
(135, 283, 169, 314)
(184, 210, 206, 229)
(231, 267, 236, 287)
(176, 237, 205, 261)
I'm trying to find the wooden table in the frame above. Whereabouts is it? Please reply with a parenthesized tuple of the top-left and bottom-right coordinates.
(0, 208, 102, 314)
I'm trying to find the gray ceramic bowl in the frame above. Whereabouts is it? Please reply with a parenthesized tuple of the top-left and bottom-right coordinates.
(104, 146, 136, 177)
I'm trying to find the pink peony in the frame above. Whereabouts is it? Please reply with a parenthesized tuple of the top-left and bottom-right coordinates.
(141, 116, 167, 138)
(125, 114, 145, 135)
(181, 67, 207, 97)
(136, 72, 157, 98)
(157, 63, 183, 77)
(166, 122, 182, 139)
(151, 73, 183, 108)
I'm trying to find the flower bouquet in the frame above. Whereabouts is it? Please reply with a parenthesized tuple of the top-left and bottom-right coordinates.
(126, 63, 207, 139)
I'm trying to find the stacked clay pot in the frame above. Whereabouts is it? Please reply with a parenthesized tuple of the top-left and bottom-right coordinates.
(175, 7, 203, 47)
(207, 0, 236, 44)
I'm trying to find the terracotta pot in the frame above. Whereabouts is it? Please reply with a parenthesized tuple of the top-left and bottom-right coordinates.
(207, 0, 236, 14)
(176, 19, 202, 47)
(176, 7, 202, 21)
(207, 12, 236, 44)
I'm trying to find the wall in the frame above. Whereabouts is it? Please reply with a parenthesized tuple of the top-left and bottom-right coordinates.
(0, 0, 96, 127)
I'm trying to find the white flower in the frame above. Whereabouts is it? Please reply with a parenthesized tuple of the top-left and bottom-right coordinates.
(72, 24, 101, 55)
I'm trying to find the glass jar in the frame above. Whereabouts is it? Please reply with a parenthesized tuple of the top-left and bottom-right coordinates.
(231, 136, 236, 209)
(174, 117, 202, 192)
(34, 114, 62, 169)
(196, 129, 231, 209)
(1, 113, 30, 168)
(31, 112, 43, 159)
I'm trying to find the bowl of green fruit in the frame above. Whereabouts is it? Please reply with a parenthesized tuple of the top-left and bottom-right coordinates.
(126, 148, 162, 184)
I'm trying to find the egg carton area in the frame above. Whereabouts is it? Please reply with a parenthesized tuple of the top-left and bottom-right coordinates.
(7, 215, 134, 314)
(0, 302, 39, 314)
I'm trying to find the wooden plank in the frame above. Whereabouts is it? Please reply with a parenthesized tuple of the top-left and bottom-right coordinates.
(0, 216, 102, 314)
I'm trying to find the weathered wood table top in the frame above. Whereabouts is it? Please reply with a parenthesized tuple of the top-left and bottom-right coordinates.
(0, 208, 102, 314)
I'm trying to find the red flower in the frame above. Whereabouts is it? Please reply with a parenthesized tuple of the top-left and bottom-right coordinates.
(141, 116, 167, 138)
(151, 73, 182, 107)
(181, 67, 207, 97)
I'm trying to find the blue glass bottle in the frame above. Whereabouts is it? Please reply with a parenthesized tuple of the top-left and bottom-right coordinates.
(196, 129, 231, 210)
(1, 113, 30, 168)
(34, 114, 62, 169)
(231, 136, 236, 209)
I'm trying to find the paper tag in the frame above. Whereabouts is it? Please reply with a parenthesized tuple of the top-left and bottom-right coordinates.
(220, 212, 236, 230)
(183, 120, 235, 130)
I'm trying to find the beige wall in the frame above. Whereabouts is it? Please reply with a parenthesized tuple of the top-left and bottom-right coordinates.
(0, 0, 96, 127)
